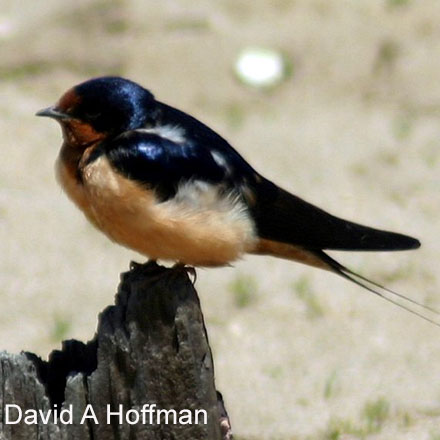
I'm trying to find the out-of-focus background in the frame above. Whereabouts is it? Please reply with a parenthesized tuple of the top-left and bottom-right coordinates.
(1, 1, 440, 438)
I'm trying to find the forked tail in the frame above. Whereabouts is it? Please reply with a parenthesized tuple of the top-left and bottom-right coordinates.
(313, 250, 440, 328)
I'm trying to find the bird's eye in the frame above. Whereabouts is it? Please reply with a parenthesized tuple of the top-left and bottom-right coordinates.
(84, 110, 102, 120)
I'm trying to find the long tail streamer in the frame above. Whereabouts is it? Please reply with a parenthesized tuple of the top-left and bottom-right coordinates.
(315, 251, 440, 328)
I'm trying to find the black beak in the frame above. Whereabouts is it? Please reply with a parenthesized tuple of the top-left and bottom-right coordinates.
(36, 106, 70, 120)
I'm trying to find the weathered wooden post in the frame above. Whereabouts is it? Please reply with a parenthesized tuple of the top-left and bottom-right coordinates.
(0, 261, 232, 439)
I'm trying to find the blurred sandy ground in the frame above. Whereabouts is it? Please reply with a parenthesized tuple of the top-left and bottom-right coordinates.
(1, 1, 440, 438)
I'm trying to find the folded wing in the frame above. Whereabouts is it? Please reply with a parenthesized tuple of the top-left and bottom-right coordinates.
(252, 179, 420, 251)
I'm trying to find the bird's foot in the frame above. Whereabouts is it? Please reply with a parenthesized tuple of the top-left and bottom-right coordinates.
(172, 262, 197, 284)
(130, 259, 161, 273)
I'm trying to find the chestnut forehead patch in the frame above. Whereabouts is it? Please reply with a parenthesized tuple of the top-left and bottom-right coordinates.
(57, 88, 81, 113)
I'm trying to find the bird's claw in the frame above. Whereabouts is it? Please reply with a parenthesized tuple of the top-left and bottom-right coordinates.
(172, 263, 197, 284)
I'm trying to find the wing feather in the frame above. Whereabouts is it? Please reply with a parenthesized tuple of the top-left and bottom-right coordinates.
(105, 130, 229, 200)
(252, 179, 420, 251)
(103, 124, 420, 252)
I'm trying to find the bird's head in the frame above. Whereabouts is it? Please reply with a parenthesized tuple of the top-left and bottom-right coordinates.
(36, 76, 155, 147)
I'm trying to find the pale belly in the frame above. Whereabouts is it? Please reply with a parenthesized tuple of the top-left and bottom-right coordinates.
(57, 155, 257, 266)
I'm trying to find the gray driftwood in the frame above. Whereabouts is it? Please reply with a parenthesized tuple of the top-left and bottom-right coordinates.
(0, 261, 232, 440)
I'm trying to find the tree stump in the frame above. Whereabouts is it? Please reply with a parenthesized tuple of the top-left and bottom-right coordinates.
(0, 261, 232, 439)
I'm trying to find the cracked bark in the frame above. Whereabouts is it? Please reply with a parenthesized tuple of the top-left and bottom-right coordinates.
(0, 261, 232, 440)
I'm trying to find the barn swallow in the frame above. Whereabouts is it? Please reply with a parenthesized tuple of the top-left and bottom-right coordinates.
(37, 76, 438, 325)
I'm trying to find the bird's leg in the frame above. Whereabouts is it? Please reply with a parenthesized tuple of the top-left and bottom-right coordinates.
(130, 259, 161, 273)
(172, 262, 197, 284)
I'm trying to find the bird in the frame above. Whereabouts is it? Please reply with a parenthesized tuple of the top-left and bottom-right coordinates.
(36, 76, 438, 325)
